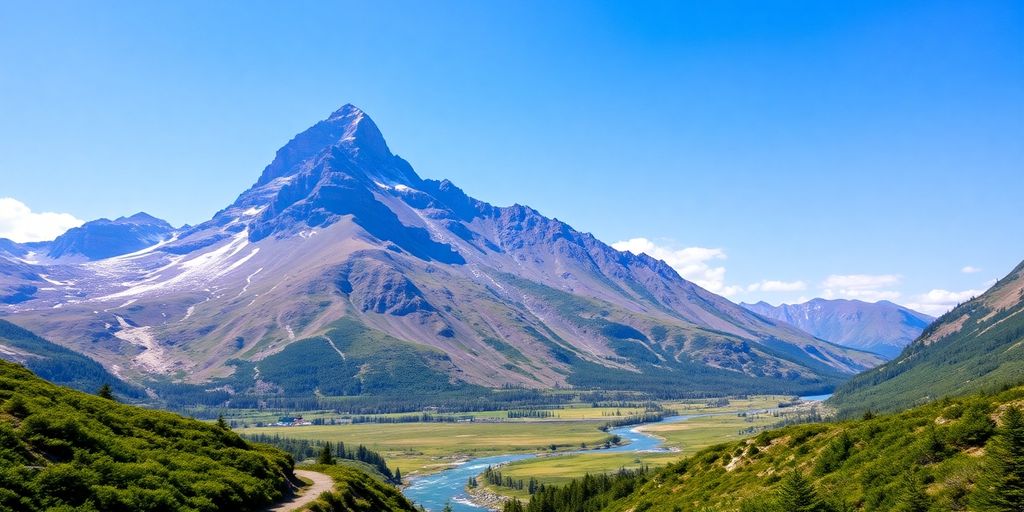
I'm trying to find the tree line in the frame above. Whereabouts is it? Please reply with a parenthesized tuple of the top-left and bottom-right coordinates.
(243, 433, 400, 484)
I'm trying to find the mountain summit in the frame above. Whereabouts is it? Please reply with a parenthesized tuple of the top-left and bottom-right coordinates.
(255, 104, 406, 188)
(0, 105, 883, 400)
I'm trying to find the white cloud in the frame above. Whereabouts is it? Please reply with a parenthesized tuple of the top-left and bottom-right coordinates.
(747, 280, 808, 293)
(0, 198, 83, 243)
(820, 273, 902, 302)
(905, 288, 985, 316)
(961, 265, 982, 274)
(612, 237, 738, 296)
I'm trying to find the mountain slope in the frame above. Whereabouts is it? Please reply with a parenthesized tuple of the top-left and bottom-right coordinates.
(515, 380, 1022, 512)
(0, 105, 882, 400)
(0, 319, 141, 398)
(742, 299, 934, 358)
(830, 259, 1024, 415)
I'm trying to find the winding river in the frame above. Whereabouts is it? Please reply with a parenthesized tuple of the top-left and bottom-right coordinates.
(402, 395, 830, 511)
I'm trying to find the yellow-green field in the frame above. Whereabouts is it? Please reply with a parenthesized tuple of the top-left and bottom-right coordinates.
(236, 420, 615, 476)
(480, 400, 815, 498)
(232, 395, 806, 482)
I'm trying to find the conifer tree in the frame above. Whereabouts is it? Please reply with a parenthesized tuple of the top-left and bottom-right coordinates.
(777, 472, 826, 512)
(98, 383, 114, 400)
(504, 499, 525, 512)
(216, 414, 229, 430)
(972, 405, 1024, 510)
(894, 472, 930, 512)
(318, 441, 335, 465)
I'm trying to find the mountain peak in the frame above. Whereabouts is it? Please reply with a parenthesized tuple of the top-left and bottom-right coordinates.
(325, 103, 391, 159)
(327, 103, 364, 121)
(115, 212, 172, 228)
(255, 103, 393, 187)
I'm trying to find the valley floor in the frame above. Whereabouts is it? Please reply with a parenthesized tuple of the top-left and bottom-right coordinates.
(229, 394, 824, 506)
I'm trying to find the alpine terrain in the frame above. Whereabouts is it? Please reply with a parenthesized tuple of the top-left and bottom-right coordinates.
(831, 259, 1024, 415)
(742, 299, 934, 359)
(0, 105, 883, 405)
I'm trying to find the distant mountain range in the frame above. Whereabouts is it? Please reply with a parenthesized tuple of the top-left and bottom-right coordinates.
(0, 105, 882, 402)
(742, 299, 934, 359)
(831, 259, 1022, 414)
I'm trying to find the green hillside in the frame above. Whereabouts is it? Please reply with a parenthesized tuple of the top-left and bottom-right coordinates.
(0, 359, 292, 511)
(0, 360, 414, 512)
(830, 259, 1024, 415)
(505, 383, 1024, 511)
(0, 319, 141, 399)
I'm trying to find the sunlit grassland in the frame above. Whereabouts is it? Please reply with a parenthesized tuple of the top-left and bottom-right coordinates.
(481, 399, 799, 497)
(236, 420, 616, 476)
(231, 395, 799, 479)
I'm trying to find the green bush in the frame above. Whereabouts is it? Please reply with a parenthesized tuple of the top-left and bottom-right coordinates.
(0, 361, 292, 511)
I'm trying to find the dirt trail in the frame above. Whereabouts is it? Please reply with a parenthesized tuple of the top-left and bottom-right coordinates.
(266, 470, 334, 512)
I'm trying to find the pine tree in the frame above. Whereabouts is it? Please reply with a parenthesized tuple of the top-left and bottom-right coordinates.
(442, 502, 454, 512)
(97, 383, 114, 400)
(972, 405, 1024, 510)
(894, 472, 930, 512)
(503, 499, 525, 512)
(777, 472, 826, 512)
(318, 441, 335, 465)
(216, 414, 229, 430)
(394, 467, 401, 484)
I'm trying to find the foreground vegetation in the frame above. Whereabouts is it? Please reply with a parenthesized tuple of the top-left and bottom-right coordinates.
(302, 464, 416, 512)
(501, 383, 1024, 511)
(0, 360, 291, 511)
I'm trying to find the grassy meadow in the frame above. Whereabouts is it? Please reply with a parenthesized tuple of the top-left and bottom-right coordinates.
(231, 395, 803, 481)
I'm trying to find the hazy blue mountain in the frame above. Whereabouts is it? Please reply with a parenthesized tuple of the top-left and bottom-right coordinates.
(46, 212, 175, 260)
(742, 299, 934, 358)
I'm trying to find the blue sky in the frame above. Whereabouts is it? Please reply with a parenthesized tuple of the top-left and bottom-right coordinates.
(1, 1, 1021, 314)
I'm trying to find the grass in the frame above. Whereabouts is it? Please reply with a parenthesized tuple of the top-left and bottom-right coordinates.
(236, 420, 615, 476)
(485, 407, 786, 495)
(231, 395, 798, 485)
(482, 452, 682, 498)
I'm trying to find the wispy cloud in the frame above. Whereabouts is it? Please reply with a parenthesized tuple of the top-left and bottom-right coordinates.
(905, 288, 985, 316)
(961, 265, 982, 274)
(747, 280, 807, 293)
(820, 273, 902, 302)
(0, 198, 83, 243)
(612, 237, 739, 296)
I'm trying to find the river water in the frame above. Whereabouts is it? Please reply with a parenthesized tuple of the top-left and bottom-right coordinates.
(402, 394, 831, 511)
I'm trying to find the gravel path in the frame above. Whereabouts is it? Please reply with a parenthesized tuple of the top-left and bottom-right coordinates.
(266, 470, 334, 512)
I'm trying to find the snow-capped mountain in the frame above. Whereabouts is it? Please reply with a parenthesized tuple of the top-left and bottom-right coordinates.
(0, 105, 883, 397)
(742, 299, 934, 359)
